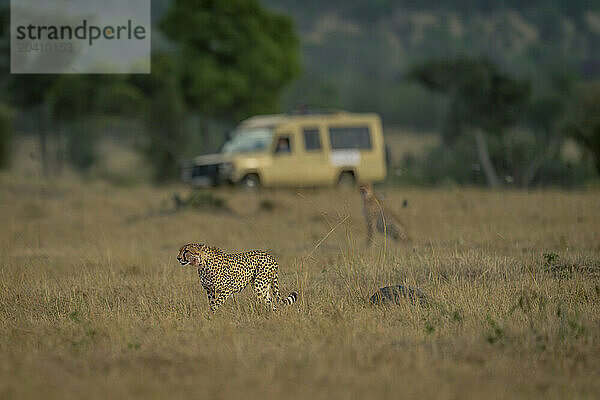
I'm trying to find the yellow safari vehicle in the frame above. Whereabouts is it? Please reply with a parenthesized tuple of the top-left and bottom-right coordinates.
(182, 111, 387, 189)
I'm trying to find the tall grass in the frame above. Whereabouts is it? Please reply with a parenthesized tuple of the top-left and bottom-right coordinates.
(1, 176, 599, 399)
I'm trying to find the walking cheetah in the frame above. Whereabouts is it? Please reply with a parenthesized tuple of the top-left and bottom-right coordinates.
(177, 243, 298, 312)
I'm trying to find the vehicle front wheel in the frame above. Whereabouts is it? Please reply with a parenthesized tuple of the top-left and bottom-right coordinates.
(239, 174, 260, 191)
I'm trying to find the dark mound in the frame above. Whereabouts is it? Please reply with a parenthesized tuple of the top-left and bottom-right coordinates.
(370, 285, 427, 306)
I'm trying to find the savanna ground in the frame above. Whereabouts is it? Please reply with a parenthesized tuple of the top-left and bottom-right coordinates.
(1, 173, 599, 399)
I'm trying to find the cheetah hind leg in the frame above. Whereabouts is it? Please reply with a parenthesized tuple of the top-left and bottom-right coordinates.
(271, 275, 281, 304)
(253, 280, 276, 311)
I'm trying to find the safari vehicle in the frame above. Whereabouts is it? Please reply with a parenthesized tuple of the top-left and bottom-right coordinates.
(181, 111, 387, 189)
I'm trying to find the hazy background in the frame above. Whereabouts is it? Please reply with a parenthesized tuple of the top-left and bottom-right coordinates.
(2, 3, 600, 398)
(1, 0, 599, 187)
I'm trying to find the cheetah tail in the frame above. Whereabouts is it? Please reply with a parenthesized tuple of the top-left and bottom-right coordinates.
(272, 275, 298, 306)
(282, 291, 299, 305)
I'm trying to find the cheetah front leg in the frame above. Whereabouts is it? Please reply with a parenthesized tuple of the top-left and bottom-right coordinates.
(211, 291, 230, 313)
(205, 288, 216, 310)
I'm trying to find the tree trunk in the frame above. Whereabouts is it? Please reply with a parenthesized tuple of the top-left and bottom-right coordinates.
(200, 117, 210, 152)
(474, 130, 499, 188)
(37, 106, 49, 178)
(54, 120, 64, 176)
(521, 134, 560, 189)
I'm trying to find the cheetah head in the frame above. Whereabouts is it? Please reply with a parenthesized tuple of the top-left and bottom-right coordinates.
(359, 183, 374, 198)
(177, 243, 205, 268)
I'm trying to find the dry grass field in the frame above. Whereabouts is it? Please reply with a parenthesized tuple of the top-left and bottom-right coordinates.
(1, 175, 599, 399)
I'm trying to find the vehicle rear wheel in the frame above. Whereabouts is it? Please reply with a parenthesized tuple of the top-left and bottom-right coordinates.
(239, 174, 260, 191)
(337, 171, 356, 190)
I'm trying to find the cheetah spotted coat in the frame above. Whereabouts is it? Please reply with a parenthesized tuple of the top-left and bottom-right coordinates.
(177, 243, 298, 312)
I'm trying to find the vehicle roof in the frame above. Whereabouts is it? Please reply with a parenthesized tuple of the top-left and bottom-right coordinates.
(239, 111, 379, 130)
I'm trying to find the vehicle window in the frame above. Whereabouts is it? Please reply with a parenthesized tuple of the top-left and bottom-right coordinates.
(221, 128, 273, 154)
(303, 128, 321, 151)
(329, 126, 372, 150)
(274, 136, 292, 154)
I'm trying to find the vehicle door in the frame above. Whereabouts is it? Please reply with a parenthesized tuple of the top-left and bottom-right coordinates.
(269, 130, 306, 185)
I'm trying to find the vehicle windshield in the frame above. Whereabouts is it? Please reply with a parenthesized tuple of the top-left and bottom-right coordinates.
(221, 128, 273, 154)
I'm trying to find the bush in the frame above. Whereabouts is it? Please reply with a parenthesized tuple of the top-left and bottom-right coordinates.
(395, 133, 595, 188)
(187, 191, 228, 211)
(403, 137, 487, 186)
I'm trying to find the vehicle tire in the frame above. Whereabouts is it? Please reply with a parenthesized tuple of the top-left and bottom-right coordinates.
(337, 171, 356, 190)
(239, 174, 261, 191)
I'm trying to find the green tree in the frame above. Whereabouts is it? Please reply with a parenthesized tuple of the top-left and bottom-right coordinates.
(0, 5, 10, 169)
(410, 57, 530, 187)
(48, 75, 145, 173)
(520, 69, 577, 187)
(6, 75, 59, 177)
(1, 0, 54, 174)
(160, 0, 300, 121)
(2, 0, 57, 176)
(563, 81, 600, 175)
(47, 76, 101, 172)
(0, 103, 12, 169)
(130, 54, 186, 182)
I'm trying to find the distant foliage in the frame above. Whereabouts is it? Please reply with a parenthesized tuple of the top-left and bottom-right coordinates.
(48, 76, 99, 172)
(562, 81, 600, 175)
(95, 82, 146, 116)
(269, 0, 595, 21)
(132, 54, 186, 182)
(0, 103, 12, 170)
(405, 134, 595, 188)
(409, 57, 530, 141)
(48, 76, 97, 121)
(160, 0, 301, 121)
(409, 57, 531, 187)
(64, 120, 97, 172)
(266, 0, 597, 128)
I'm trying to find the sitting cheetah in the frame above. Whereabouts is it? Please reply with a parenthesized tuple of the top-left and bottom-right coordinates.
(177, 243, 298, 312)
(359, 183, 410, 246)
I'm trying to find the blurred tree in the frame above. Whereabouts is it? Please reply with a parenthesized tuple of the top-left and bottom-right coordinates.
(0, 103, 12, 170)
(562, 80, 600, 175)
(7, 75, 58, 177)
(48, 75, 145, 173)
(95, 82, 146, 116)
(410, 57, 530, 187)
(48, 76, 97, 122)
(0, 4, 9, 94)
(0, 2, 59, 177)
(47, 76, 100, 172)
(266, 0, 597, 130)
(520, 69, 577, 187)
(130, 54, 186, 182)
(0, 5, 10, 170)
(160, 0, 300, 121)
